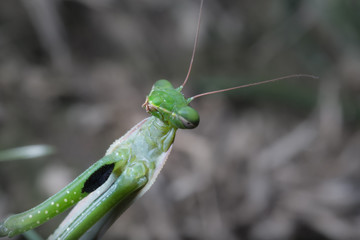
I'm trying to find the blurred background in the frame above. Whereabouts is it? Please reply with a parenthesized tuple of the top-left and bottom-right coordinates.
(1, 0, 360, 239)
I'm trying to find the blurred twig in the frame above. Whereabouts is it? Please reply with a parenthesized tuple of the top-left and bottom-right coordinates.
(21, 0, 72, 71)
(0, 144, 55, 162)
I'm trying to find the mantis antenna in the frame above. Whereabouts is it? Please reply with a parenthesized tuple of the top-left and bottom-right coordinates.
(181, 0, 204, 89)
(180, 1, 318, 98)
(189, 74, 319, 100)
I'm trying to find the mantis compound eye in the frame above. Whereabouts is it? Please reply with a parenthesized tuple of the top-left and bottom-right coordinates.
(176, 106, 200, 129)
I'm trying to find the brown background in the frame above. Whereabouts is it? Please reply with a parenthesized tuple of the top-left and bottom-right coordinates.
(1, 0, 360, 239)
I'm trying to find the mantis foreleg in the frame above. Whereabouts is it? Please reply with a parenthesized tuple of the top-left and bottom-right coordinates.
(0, 152, 128, 238)
(48, 161, 148, 240)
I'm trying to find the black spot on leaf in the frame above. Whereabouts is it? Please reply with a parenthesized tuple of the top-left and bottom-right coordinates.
(82, 163, 115, 193)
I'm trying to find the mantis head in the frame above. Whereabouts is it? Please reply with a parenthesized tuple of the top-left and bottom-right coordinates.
(143, 79, 199, 129)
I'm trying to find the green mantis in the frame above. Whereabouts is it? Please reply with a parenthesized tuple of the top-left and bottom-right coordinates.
(0, 79, 191, 239)
(0, 0, 317, 239)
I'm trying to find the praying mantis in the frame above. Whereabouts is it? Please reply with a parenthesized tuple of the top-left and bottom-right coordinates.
(0, 0, 317, 239)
